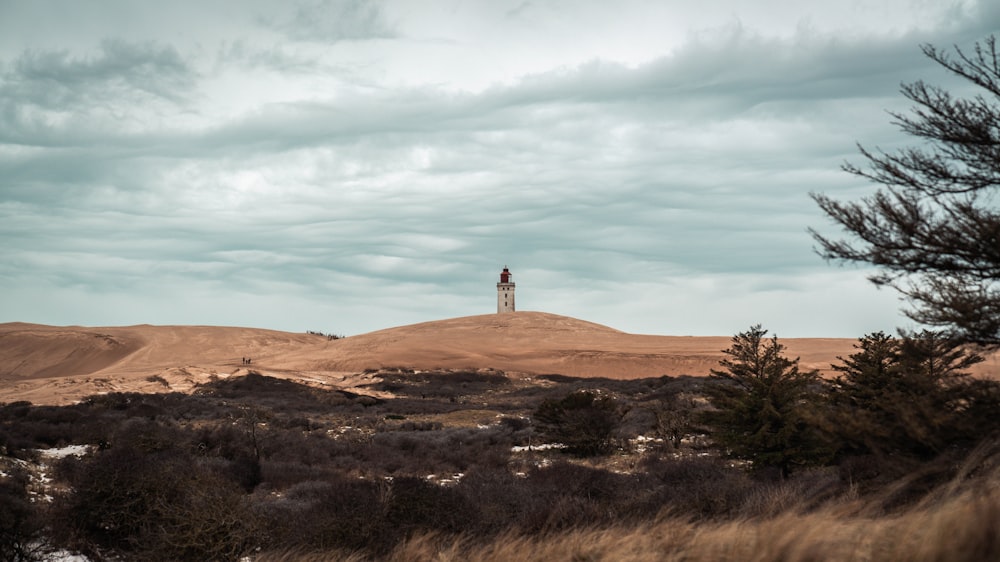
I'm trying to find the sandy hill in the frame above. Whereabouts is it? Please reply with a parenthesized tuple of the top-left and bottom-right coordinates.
(0, 323, 322, 404)
(298, 312, 854, 378)
(2, 312, 997, 405)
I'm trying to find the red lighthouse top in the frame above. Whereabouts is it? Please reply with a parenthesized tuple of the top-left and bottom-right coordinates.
(499, 266, 512, 283)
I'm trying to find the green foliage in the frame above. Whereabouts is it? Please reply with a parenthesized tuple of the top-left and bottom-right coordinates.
(701, 325, 832, 477)
(825, 330, 995, 471)
(534, 391, 622, 456)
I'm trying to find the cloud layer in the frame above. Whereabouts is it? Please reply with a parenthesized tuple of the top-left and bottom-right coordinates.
(1, 0, 997, 336)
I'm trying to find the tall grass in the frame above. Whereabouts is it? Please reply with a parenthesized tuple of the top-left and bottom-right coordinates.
(255, 471, 1000, 562)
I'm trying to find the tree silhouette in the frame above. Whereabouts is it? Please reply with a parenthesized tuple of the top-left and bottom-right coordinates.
(811, 35, 1000, 346)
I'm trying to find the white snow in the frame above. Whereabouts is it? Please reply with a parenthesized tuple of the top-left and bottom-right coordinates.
(37, 445, 90, 459)
(42, 550, 91, 562)
(511, 443, 566, 452)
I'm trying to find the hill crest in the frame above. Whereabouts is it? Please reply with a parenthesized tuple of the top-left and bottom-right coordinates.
(4, 312, 997, 405)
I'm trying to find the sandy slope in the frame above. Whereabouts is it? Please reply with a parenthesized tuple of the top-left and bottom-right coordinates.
(2, 312, 998, 405)
(0, 323, 324, 405)
(297, 312, 877, 379)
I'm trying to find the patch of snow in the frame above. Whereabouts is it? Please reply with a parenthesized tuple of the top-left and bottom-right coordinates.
(38, 445, 90, 459)
(630, 435, 665, 454)
(41, 548, 90, 561)
(511, 443, 566, 452)
(426, 472, 465, 486)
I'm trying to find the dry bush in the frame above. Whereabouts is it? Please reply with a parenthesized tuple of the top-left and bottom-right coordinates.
(455, 466, 536, 535)
(384, 476, 476, 538)
(5, 405, 90, 447)
(637, 456, 756, 519)
(17, 363, 1000, 562)
(50, 420, 259, 561)
(366, 370, 509, 399)
(362, 426, 513, 475)
(255, 473, 480, 557)
(534, 390, 623, 456)
(197, 372, 358, 412)
(255, 481, 1000, 562)
(254, 477, 384, 553)
(0, 464, 44, 562)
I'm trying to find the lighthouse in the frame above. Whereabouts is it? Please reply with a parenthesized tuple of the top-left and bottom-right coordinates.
(497, 266, 515, 313)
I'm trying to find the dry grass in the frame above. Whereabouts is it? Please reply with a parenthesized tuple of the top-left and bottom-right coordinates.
(254, 480, 1000, 562)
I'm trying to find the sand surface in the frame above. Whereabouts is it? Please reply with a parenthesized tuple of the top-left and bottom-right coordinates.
(2, 312, 998, 405)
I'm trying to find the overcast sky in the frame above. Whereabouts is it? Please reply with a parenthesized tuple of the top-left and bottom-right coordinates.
(1, 1, 997, 337)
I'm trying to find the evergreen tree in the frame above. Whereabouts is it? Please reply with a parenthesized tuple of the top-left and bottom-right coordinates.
(701, 325, 832, 477)
(826, 330, 989, 468)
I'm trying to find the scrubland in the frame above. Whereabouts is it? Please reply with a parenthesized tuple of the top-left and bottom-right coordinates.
(2, 367, 998, 561)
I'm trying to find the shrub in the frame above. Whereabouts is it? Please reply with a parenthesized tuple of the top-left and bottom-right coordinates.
(256, 477, 384, 553)
(533, 390, 622, 456)
(639, 456, 756, 519)
(0, 464, 43, 562)
(51, 420, 258, 561)
(382, 476, 477, 547)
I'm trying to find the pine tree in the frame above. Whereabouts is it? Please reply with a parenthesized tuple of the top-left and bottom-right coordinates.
(701, 325, 832, 477)
(826, 330, 988, 468)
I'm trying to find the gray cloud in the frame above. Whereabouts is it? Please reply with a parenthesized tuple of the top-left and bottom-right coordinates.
(264, 0, 396, 42)
(1, 1, 996, 336)
(0, 39, 198, 149)
(11, 40, 194, 105)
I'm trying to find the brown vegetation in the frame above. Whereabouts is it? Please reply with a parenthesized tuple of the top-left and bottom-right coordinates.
(266, 482, 1000, 562)
(3, 314, 1000, 561)
(0, 354, 996, 561)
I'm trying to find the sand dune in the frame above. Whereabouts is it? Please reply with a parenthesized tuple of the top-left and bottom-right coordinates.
(298, 312, 874, 379)
(2, 312, 997, 405)
(0, 323, 323, 404)
(0, 323, 145, 381)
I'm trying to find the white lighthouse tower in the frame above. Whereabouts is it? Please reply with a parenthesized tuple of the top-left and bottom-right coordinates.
(497, 266, 515, 313)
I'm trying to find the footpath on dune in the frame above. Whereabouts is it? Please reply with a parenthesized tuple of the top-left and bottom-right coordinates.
(4, 312, 998, 405)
